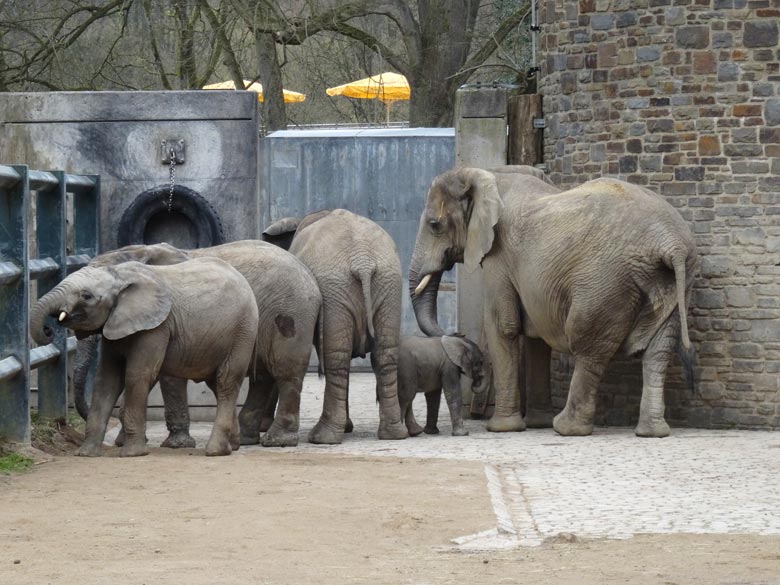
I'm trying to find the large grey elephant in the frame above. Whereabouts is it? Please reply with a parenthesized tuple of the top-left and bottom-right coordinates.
(72, 240, 322, 448)
(263, 209, 408, 444)
(408, 166, 697, 438)
(397, 335, 490, 437)
(31, 258, 259, 456)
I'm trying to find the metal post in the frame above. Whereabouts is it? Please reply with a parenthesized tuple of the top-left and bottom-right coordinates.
(35, 170, 69, 419)
(0, 166, 31, 442)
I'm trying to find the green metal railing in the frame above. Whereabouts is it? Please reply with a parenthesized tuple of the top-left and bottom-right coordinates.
(0, 164, 99, 443)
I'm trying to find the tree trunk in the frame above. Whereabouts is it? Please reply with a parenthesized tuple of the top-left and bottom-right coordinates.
(255, 32, 286, 131)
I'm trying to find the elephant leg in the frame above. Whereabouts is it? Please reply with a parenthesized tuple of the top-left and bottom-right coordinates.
(206, 364, 244, 457)
(442, 369, 468, 436)
(77, 352, 125, 457)
(119, 374, 154, 457)
(485, 286, 525, 433)
(370, 347, 407, 440)
(262, 377, 302, 447)
(238, 372, 272, 445)
(260, 384, 279, 433)
(423, 390, 441, 435)
(231, 411, 241, 451)
(553, 354, 611, 436)
(160, 376, 196, 449)
(308, 344, 351, 444)
(523, 338, 554, 428)
(635, 313, 678, 438)
(403, 399, 424, 437)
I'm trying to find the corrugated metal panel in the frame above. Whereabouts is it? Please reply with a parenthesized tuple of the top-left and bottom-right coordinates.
(259, 129, 456, 367)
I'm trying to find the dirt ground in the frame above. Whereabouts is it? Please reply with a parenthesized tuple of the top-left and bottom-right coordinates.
(1, 441, 779, 585)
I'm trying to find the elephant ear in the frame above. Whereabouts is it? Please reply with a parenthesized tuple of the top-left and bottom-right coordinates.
(262, 216, 301, 251)
(441, 335, 474, 376)
(103, 263, 172, 340)
(459, 168, 503, 273)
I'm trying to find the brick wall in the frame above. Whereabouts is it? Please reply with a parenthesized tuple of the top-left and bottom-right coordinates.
(537, 0, 780, 429)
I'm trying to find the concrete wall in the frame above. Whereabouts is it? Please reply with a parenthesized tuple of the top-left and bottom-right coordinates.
(538, 1, 780, 428)
(1, 91, 259, 251)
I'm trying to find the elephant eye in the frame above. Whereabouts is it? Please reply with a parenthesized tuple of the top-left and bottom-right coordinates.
(81, 291, 94, 301)
(428, 219, 443, 234)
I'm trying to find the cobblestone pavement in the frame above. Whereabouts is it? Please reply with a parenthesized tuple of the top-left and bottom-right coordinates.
(120, 373, 780, 551)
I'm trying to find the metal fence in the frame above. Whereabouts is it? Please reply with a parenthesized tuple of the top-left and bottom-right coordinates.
(0, 164, 99, 443)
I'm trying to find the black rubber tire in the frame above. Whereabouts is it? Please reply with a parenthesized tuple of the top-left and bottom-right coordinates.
(117, 185, 226, 248)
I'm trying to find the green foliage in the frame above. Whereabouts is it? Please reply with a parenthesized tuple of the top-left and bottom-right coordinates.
(0, 452, 34, 475)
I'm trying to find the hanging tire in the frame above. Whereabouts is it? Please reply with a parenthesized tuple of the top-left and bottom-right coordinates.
(117, 185, 226, 249)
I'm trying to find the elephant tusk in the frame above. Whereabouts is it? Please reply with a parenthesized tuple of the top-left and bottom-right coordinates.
(58, 311, 68, 322)
(414, 274, 432, 297)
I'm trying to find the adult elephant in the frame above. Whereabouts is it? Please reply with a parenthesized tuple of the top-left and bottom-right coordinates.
(69, 240, 322, 448)
(409, 166, 696, 438)
(263, 209, 408, 444)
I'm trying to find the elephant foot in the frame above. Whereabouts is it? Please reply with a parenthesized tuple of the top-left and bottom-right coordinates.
(525, 408, 555, 429)
(161, 431, 196, 449)
(451, 427, 469, 437)
(76, 443, 103, 457)
(344, 418, 354, 433)
(119, 442, 150, 457)
(259, 416, 274, 433)
(423, 425, 440, 435)
(378, 420, 408, 440)
(487, 413, 526, 433)
(205, 437, 232, 456)
(406, 421, 424, 437)
(553, 409, 593, 436)
(114, 429, 148, 447)
(308, 419, 344, 445)
(635, 418, 670, 438)
(262, 430, 299, 448)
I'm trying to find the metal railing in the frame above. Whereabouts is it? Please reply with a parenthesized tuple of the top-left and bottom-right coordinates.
(0, 164, 99, 443)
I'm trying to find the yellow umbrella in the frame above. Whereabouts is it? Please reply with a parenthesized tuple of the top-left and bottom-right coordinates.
(203, 79, 306, 103)
(326, 72, 410, 123)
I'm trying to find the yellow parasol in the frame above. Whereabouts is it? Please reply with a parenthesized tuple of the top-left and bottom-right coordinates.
(326, 72, 410, 123)
(203, 79, 306, 103)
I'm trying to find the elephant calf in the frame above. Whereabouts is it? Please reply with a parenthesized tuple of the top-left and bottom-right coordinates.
(31, 258, 259, 457)
(398, 335, 490, 437)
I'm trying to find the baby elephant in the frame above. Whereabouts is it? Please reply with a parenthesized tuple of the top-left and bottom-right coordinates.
(398, 335, 490, 437)
(31, 258, 259, 457)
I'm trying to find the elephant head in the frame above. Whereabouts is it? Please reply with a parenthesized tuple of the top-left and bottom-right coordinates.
(30, 262, 172, 346)
(441, 335, 491, 396)
(262, 210, 333, 251)
(409, 168, 503, 336)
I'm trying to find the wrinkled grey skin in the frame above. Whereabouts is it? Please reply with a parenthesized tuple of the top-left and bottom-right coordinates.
(409, 165, 696, 438)
(264, 209, 407, 444)
(398, 335, 491, 437)
(73, 241, 322, 448)
(31, 258, 258, 456)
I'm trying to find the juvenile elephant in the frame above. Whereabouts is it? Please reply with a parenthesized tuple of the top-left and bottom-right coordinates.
(409, 166, 696, 438)
(398, 335, 490, 437)
(31, 258, 258, 456)
(72, 240, 322, 448)
(263, 209, 408, 444)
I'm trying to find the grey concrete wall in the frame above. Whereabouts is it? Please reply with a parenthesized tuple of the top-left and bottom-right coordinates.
(0, 91, 259, 251)
(259, 128, 456, 368)
(538, 1, 780, 429)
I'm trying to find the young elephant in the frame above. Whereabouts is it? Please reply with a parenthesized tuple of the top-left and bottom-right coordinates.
(398, 335, 490, 437)
(30, 258, 259, 457)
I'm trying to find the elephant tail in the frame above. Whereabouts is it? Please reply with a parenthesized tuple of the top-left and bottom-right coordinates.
(353, 265, 376, 341)
(668, 251, 691, 350)
(316, 306, 325, 379)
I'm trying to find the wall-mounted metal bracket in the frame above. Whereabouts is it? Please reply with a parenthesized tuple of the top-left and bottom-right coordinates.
(161, 139, 185, 164)
(533, 117, 546, 129)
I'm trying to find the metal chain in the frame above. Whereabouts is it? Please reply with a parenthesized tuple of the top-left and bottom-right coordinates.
(167, 147, 176, 212)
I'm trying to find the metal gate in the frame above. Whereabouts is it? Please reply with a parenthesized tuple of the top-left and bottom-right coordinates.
(0, 164, 99, 443)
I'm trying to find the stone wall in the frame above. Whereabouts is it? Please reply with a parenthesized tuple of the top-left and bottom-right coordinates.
(537, 0, 780, 428)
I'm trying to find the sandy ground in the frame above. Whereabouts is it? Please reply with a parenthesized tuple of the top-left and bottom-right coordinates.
(2, 372, 779, 584)
(1, 447, 779, 585)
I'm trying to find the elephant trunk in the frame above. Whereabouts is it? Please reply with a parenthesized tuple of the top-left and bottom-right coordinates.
(30, 285, 69, 346)
(73, 335, 100, 420)
(408, 254, 446, 337)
